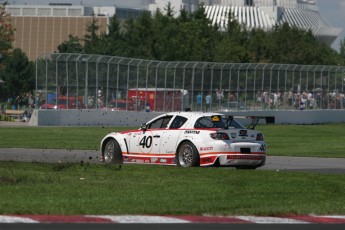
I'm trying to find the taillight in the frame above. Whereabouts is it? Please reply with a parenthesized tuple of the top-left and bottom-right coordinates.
(210, 133, 230, 140)
(256, 133, 264, 141)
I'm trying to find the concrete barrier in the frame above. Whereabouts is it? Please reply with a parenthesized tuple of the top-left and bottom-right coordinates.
(228, 110, 345, 125)
(28, 109, 345, 126)
(28, 109, 164, 127)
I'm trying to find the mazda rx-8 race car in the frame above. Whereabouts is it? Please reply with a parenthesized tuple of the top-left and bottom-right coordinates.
(100, 112, 267, 169)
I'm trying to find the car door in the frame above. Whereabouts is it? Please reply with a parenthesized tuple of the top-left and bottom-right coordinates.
(159, 115, 188, 154)
(127, 115, 173, 155)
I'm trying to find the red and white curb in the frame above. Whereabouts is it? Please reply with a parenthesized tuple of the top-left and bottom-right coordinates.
(1, 215, 345, 224)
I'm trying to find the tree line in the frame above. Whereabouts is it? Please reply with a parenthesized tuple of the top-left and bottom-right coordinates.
(59, 4, 345, 65)
(0, 2, 34, 107)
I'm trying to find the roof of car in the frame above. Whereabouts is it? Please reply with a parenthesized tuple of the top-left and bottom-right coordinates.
(166, 111, 223, 116)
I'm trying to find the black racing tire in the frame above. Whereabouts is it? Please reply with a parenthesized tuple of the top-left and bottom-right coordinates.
(176, 141, 200, 167)
(103, 139, 123, 165)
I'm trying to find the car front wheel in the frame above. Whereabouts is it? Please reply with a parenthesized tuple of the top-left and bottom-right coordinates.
(176, 141, 200, 167)
(103, 139, 123, 165)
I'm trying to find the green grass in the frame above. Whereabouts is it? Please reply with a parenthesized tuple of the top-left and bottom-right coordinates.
(1, 124, 345, 215)
(259, 124, 345, 158)
(1, 161, 345, 215)
(0, 126, 131, 150)
(1, 124, 345, 158)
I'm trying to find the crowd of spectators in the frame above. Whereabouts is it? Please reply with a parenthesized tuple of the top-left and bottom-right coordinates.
(259, 89, 345, 110)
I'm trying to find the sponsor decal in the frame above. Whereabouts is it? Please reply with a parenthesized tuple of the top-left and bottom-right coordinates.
(227, 155, 262, 160)
(131, 159, 145, 163)
(184, 130, 200, 134)
(239, 130, 247, 136)
(200, 147, 213, 151)
(151, 157, 158, 163)
(201, 157, 212, 164)
(159, 159, 167, 163)
(122, 155, 176, 165)
(259, 144, 266, 151)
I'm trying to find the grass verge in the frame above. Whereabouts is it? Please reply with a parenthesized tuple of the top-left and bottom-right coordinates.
(1, 124, 345, 158)
(1, 161, 345, 215)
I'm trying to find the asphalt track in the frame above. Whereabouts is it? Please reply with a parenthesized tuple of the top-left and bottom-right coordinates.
(1, 147, 345, 229)
(1, 147, 345, 174)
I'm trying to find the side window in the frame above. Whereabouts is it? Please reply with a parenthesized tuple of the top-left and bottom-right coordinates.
(194, 117, 213, 128)
(169, 116, 187, 129)
(148, 116, 173, 129)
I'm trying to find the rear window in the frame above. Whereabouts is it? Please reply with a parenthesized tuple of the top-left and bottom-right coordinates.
(194, 116, 244, 129)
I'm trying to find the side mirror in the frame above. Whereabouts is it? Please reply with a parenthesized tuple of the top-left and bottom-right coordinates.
(140, 123, 148, 130)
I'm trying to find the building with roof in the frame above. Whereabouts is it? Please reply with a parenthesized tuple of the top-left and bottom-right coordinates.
(5, 4, 111, 60)
(3, 0, 342, 60)
(202, 0, 342, 46)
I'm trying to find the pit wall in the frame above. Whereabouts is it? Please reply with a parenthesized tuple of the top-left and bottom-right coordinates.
(28, 109, 345, 126)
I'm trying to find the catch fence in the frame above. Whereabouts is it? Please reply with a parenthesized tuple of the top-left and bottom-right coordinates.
(36, 53, 345, 112)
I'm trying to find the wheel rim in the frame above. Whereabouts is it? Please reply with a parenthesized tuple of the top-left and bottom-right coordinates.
(104, 141, 114, 163)
(178, 144, 194, 167)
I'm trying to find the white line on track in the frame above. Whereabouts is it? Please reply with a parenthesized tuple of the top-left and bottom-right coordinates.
(0, 216, 39, 223)
(235, 216, 309, 224)
(87, 215, 190, 223)
(313, 215, 345, 219)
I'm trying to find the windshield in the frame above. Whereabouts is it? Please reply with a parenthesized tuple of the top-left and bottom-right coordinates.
(194, 116, 244, 129)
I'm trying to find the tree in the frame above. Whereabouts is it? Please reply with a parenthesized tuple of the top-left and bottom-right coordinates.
(266, 23, 344, 65)
(245, 28, 270, 63)
(0, 48, 34, 101)
(163, 1, 175, 18)
(83, 16, 101, 54)
(189, 5, 220, 62)
(214, 10, 247, 63)
(1, 2, 34, 103)
(122, 11, 156, 59)
(53, 3, 345, 66)
(101, 14, 125, 56)
(0, 1, 14, 67)
(340, 38, 345, 61)
(57, 35, 83, 53)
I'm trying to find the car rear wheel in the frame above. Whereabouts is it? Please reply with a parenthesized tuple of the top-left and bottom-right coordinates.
(176, 141, 200, 167)
(103, 139, 123, 165)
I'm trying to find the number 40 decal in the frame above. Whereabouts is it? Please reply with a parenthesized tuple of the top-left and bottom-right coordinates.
(139, 136, 152, 148)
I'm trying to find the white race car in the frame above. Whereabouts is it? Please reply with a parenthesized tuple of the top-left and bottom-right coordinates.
(100, 112, 266, 169)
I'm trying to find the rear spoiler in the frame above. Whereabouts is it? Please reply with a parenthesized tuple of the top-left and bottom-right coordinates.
(227, 116, 275, 130)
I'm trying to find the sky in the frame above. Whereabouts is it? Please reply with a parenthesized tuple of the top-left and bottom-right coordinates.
(3, 0, 345, 52)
